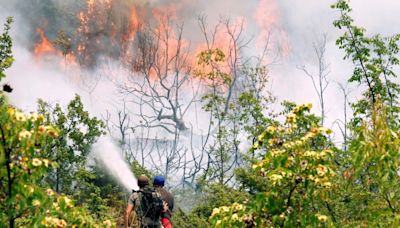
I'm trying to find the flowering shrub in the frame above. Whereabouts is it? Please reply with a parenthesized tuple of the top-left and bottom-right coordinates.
(0, 17, 114, 227)
(210, 203, 246, 227)
(210, 103, 336, 227)
(0, 95, 115, 227)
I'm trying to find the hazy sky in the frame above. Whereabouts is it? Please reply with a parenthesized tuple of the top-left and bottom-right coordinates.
(272, 0, 400, 142)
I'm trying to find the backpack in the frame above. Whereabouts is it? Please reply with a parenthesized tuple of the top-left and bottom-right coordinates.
(134, 187, 164, 223)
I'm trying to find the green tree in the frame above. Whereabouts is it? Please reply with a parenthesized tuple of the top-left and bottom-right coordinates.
(330, 1, 400, 225)
(0, 95, 114, 227)
(37, 95, 105, 194)
(237, 65, 274, 160)
(332, 0, 400, 128)
(54, 30, 72, 66)
(0, 18, 113, 227)
(332, 103, 400, 226)
(0, 17, 13, 80)
(195, 48, 240, 185)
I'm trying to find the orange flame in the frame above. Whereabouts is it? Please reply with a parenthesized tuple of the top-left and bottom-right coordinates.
(152, 3, 178, 21)
(255, 0, 290, 57)
(34, 27, 78, 67)
(124, 8, 139, 42)
(148, 4, 190, 80)
(192, 17, 247, 89)
(34, 28, 57, 57)
(120, 7, 140, 63)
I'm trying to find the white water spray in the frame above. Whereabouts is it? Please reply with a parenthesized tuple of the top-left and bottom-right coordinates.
(91, 136, 139, 191)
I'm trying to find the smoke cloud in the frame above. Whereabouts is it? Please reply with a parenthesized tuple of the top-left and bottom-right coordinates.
(268, 0, 400, 143)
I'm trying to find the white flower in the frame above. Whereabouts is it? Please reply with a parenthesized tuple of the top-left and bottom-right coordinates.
(211, 208, 220, 217)
(270, 174, 283, 185)
(42, 159, 50, 167)
(322, 182, 332, 188)
(45, 188, 54, 196)
(220, 206, 229, 213)
(232, 202, 244, 211)
(28, 113, 39, 121)
(32, 158, 42, 167)
(103, 220, 112, 227)
(316, 214, 328, 222)
(266, 126, 276, 133)
(286, 114, 297, 123)
(317, 165, 328, 176)
(15, 111, 26, 122)
(18, 129, 32, 140)
(304, 151, 317, 158)
(231, 213, 239, 221)
(32, 199, 41, 207)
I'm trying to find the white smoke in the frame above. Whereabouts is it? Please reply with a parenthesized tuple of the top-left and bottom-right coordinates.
(91, 136, 139, 191)
(267, 0, 400, 144)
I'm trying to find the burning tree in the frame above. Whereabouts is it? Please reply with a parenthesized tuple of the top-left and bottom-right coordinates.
(119, 11, 199, 180)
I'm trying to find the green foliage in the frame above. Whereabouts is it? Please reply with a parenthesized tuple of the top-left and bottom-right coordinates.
(195, 48, 241, 184)
(73, 168, 115, 220)
(172, 183, 248, 227)
(131, 160, 153, 179)
(0, 17, 14, 80)
(195, 49, 275, 186)
(0, 96, 114, 227)
(210, 103, 336, 227)
(237, 102, 325, 194)
(0, 96, 55, 226)
(37, 95, 105, 194)
(193, 184, 249, 220)
(54, 30, 72, 56)
(333, 103, 400, 226)
(332, 0, 400, 128)
(326, 1, 400, 225)
(4, 0, 400, 227)
(237, 86, 273, 159)
(172, 208, 210, 228)
(0, 18, 115, 227)
(209, 2, 400, 227)
(194, 48, 231, 86)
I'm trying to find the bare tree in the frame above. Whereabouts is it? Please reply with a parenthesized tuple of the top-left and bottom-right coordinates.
(333, 83, 352, 152)
(102, 101, 136, 160)
(119, 14, 202, 179)
(107, 14, 276, 189)
(299, 34, 330, 126)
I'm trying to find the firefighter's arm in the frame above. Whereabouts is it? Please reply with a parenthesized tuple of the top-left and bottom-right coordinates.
(124, 204, 133, 228)
(163, 201, 168, 212)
